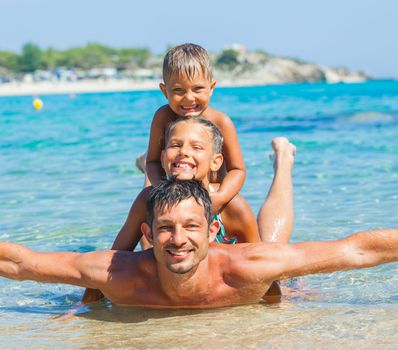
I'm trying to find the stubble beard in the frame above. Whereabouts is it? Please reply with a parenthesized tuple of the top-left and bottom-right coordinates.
(166, 260, 195, 275)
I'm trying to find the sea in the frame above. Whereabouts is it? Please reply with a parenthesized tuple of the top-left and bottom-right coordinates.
(0, 80, 398, 349)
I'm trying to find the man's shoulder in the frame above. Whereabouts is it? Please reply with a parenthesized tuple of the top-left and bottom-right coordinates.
(208, 243, 246, 274)
(100, 249, 159, 304)
(210, 242, 280, 274)
(208, 243, 267, 288)
(103, 249, 156, 283)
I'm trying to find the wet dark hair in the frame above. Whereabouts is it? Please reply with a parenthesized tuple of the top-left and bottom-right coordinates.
(147, 178, 212, 226)
(164, 116, 223, 154)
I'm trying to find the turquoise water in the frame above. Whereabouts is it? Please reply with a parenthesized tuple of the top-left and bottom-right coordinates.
(1, 80, 398, 349)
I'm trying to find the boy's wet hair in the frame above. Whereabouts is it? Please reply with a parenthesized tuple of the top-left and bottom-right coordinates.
(147, 178, 212, 226)
(164, 117, 223, 155)
(163, 43, 213, 83)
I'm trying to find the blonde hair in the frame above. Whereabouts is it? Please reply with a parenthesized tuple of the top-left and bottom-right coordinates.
(163, 43, 213, 83)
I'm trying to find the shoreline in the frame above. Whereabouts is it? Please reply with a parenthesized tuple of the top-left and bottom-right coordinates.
(0, 79, 160, 97)
(0, 78, 378, 97)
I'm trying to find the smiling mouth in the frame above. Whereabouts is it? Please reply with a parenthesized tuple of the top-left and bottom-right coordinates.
(172, 162, 195, 169)
(171, 162, 196, 176)
(180, 105, 199, 112)
(166, 249, 193, 258)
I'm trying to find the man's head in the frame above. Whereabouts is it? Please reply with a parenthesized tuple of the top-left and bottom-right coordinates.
(161, 117, 224, 183)
(159, 44, 216, 117)
(147, 178, 212, 227)
(141, 179, 219, 274)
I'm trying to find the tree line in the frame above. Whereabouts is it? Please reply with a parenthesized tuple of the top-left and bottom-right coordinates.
(0, 42, 245, 76)
(0, 42, 152, 74)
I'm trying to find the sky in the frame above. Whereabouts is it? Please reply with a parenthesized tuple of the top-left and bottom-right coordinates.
(1, 0, 397, 78)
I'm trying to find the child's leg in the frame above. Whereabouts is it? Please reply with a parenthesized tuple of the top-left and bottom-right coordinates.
(258, 137, 296, 301)
(257, 137, 296, 244)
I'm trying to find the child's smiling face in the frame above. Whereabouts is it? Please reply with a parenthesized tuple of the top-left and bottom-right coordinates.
(161, 120, 222, 185)
(160, 70, 216, 117)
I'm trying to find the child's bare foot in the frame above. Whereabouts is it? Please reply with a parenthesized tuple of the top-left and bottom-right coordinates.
(270, 137, 296, 172)
(135, 152, 147, 173)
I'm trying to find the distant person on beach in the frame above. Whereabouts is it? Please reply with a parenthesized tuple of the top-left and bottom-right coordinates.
(1, 178, 398, 309)
(137, 43, 247, 215)
(82, 117, 295, 303)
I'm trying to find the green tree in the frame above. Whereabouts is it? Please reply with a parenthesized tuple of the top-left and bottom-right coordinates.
(0, 51, 19, 72)
(80, 43, 114, 68)
(115, 48, 150, 68)
(19, 42, 43, 72)
(216, 49, 239, 67)
(42, 47, 62, 70)
(58, 43, 114, 69)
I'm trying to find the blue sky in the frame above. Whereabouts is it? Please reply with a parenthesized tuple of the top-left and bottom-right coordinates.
(1, 0, 397, 78)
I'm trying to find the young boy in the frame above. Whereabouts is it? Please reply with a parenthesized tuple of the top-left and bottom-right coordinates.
(142, 43, 245, 213)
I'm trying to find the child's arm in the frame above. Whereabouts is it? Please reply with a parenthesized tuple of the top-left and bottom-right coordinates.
(211, 114, 246, 213)
(146, 107, 170, 186)
(81, 188, 150, 304)
(110, 187, 149, 251)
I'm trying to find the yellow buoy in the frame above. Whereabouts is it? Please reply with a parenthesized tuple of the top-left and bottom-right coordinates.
(32, 98, 43, 110)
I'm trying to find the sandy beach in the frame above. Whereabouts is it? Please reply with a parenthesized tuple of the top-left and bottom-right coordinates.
(0, 78, 288, 97)
(0, 79, 164, 97)
(0, 63, 370, 98)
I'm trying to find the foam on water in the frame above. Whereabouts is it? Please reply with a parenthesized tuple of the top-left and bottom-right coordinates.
(1, 80, 398, 348)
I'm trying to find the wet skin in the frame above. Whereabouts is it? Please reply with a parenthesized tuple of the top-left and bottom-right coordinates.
(159, 72, 216, 118)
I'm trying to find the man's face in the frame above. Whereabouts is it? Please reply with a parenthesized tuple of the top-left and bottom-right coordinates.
(144, 198, 217, 274)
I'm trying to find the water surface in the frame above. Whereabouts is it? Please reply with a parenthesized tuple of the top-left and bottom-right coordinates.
(1, 80, 398, 349)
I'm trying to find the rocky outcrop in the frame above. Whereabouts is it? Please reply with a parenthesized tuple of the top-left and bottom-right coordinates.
(213, 49, 368, 86)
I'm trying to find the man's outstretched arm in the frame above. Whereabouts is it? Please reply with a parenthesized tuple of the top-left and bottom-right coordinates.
(237, 229, 398, 283)
(0, 242, 111, 289)
(273, 229, 398, 280)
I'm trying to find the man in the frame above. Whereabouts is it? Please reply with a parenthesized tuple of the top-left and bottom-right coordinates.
(1, 179, 397, 308)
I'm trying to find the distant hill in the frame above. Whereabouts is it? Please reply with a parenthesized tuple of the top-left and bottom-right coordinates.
(0, 43, 370, 95)
(211, 46, 368, 85)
